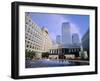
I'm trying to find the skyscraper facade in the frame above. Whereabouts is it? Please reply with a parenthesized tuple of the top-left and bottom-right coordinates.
(82, 29, 89, 59)
(62, 22, 72, 45)
(56, 35, 61, 44)
(72, 33, 80, 44)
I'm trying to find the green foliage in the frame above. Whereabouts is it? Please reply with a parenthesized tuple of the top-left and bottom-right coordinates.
(25, 50, 36, 60)
(42, 52, 50, 58)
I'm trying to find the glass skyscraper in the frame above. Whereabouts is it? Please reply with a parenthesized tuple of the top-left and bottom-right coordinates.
(56, 35, 61, 44)
(62, 22, 72, 45)
(72, 33, 80, 44)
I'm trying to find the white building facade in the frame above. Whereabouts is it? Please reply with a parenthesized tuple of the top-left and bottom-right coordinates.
(25, 12, 52, 58)
(41, 27, 52, 52)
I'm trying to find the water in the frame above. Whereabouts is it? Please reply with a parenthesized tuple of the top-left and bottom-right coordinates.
(35, 59, 73, 65)
(26, 59, 89, 68)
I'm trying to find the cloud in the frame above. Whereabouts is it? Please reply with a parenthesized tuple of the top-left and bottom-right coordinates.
(31, 13, 81, 42)
(48, 14, 82, 42)
(47, 14, 68, 40)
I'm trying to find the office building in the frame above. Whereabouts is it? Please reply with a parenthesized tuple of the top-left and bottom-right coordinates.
(62, 22, 72, 45)
(49, 22, 81, 59)
(41, 27, 52, 52)
(72, 33, 80, 44)
(82, 29, 89, 59)
(56, 35, 61, 44)
(25, 12, 52, 58)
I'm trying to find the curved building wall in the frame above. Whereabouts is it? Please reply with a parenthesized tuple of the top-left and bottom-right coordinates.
(25, 13, 52, 54)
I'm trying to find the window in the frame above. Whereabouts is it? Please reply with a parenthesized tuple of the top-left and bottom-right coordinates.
(72, 49, 73, 52)
(26, 21, 28, 25)
(77, 49, 79, 51)
(74, 49, 76, 52)
(33, 46, 34, 49)
(27, 45, 28, 47)
(29, 19, 31, 22)
(28, 41, 30, 43)
(69, 49, 71, 53)
(25, 36, 27, 39)
(30, 45, 32, 48)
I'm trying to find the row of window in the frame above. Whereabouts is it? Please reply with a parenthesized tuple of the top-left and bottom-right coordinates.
(25, 42, 51, 52)
(26, 29, 42, 40)
(26, 28, 42, 37)
(25, 18, 41, 33)
(25, 14, 52, 52)
(25, 33, 42, 42)
(26, 24, 42, 34)
(25, 39, 42, 47)
(50, 48, 80, 54)
(26, 44, 42, 50)
(25, 36, 42, 45)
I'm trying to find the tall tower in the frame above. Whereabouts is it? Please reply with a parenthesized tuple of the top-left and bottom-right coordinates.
(56, 35, 61, 44)
(62, 22, 72, 45)
(72, 33, 80, 44)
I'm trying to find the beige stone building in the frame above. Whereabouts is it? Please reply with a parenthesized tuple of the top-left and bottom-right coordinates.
(25, 12, 52, 58)
(41, 27, 52, 52)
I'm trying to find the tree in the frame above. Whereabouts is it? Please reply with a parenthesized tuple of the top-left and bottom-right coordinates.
(42, 52, 49, 58)
(25, 50, 36, 60)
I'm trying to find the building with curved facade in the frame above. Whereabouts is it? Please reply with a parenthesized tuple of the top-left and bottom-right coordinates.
(25, 12, 52, 58)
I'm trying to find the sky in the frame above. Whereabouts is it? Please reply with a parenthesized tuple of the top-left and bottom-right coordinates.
(28, 12, 89, 42)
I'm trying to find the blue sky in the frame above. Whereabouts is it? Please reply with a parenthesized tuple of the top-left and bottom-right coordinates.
(28, 12, 89, 41)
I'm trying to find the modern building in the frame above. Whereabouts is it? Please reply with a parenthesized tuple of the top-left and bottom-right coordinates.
(72, 33, 80, 44)
(25, 13, 81, 59)
(56, 35, 61, 44)
(25, 12, 52, 58)
(49, 43, 81, 59)
(81, 29, 89, 59)
(49, 22, 81, 59)
(62, 22, 72, 45)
